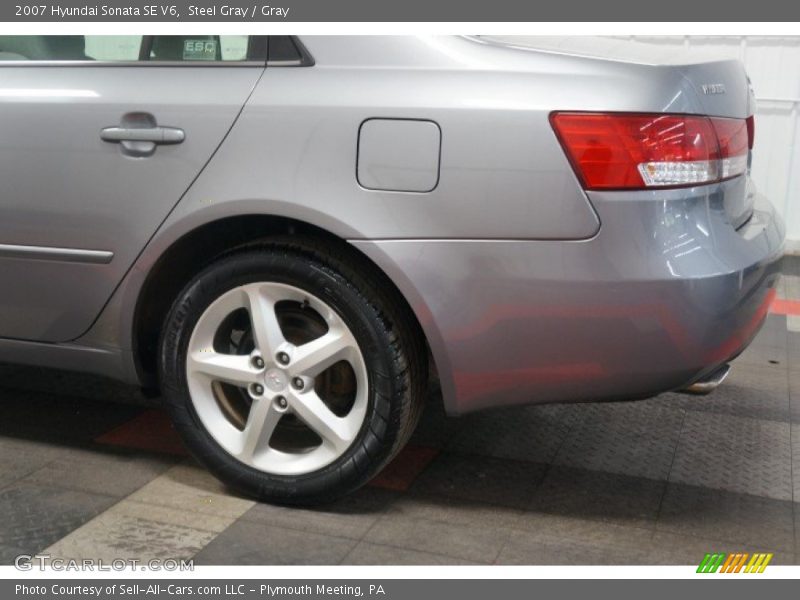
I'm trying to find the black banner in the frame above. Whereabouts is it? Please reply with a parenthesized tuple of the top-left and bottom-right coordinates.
(2, 0, 800, 22)
(7, 579, 800, 599)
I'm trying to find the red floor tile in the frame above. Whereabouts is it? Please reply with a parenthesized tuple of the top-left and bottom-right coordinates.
(770, 298, 800, 316)
(95, 408, 189, 456)
(369, 445, 440, 492)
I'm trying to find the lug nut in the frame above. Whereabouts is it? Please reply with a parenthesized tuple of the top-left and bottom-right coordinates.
(292, 377, 304, 390)
(252, 356, 265, 369)
(252, 384, 264, 396)
(276, 351, 290, 365)
(275, 395, 288, 409)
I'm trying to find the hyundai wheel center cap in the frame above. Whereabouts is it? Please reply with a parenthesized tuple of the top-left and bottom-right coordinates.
(264, 368, 288, 392)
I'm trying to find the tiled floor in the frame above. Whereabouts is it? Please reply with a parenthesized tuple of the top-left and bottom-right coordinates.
(0, 262, 799, 566)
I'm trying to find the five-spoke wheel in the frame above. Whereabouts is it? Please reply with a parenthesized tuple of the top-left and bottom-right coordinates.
(159, 239, 426, 504)
(186, 282, 368, 475)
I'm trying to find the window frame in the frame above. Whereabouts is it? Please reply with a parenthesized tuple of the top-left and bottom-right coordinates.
(0, 35, 268, 67)
(266, 36, 315, 67)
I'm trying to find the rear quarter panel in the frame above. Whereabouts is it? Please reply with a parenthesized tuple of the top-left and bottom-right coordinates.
(152, 36, 613, 242)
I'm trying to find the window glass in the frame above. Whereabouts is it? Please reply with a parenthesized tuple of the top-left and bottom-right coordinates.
(0, 36, 262, 62)
(148, 36, 251, 61)
(221, 36, 250, 61)
(85, 36, 142, 60)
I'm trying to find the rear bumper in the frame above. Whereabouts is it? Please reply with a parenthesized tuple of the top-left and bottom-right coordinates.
(352, 178, 785, 415)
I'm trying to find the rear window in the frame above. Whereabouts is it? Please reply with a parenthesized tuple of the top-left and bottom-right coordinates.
(0, 36, 266, 62)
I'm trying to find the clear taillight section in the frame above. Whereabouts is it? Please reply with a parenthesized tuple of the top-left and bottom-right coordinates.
(713, 117, 749, 179)
(550, 112, 750, 190)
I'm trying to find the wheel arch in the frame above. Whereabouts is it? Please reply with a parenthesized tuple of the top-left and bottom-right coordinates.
(132, 214, 444, 402)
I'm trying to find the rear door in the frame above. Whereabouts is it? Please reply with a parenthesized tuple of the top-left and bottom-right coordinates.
(0, 35, 265, 342)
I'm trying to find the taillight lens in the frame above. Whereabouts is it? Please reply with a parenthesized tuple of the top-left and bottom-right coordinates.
(713, 117, 749, 179)
(746, 115, 755, 150)
(550, 112, 749, 190)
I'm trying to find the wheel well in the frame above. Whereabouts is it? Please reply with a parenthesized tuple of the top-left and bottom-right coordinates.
(133, 215, 434, 388)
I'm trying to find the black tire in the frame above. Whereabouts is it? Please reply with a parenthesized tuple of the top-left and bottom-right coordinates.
(158, 237, 427, 505)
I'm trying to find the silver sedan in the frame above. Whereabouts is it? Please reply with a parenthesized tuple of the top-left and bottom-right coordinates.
(0, 35, 784, 503)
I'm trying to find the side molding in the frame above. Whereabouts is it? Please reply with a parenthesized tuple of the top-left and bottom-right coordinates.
(0, 243, 113, 264)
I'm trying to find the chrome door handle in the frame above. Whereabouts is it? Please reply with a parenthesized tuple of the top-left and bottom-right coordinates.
(101, 112, 184, 157)
(100, 126, 185, 144)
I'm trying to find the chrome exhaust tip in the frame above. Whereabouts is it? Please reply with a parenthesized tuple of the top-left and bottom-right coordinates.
(681, 364, 731, 395)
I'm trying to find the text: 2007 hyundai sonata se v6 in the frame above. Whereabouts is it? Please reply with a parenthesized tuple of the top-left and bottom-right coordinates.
(0, 35, 784, 503)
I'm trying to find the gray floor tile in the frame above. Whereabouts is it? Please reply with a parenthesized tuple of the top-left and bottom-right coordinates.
(789, 316, 800, 335)
(23, 453, 173, 498)
(0, 544, 30, 566)
(649, 531, 795, 566)
(656, 483, 795, 551)
(128, 463, 255, 519)
(446, 403, 580, 463)
(527, 466, 666, 528)
(787, 369, 800, 422)
(670, 412, 792, 500)
(776, 276, 789, 301)
(240, 487, 395, 540)
(729, 362, 788, 393)
(0, 437, 62, 470)
(749, 315, 788, 351)
(46, 500, 230, 562)
(782, 257, 800, 278)
(364, 514, 509, 563)
(788, 330, 800, 368)
(795, 504, 799, 556)
(648, 531, 728, 566)
(553, 401, 684, 481)
(496, 528, 653, 565)
(343, 541, 472, 565)
(384, 492, 523, 530)
(783, 272, 800, 297)
(668, 364, 789, 423)
(793, 425, 800, 503)
(0, 482, 117, 550)
(511, 511, 654, 548)
(0, 439, 59, 490)
(193, 520, 356, 565)
(735, 344, 789, 371)
(410, 452, 547, 509)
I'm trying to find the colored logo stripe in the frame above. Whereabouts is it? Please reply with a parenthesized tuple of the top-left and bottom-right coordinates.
(697, 553, 725, 573)
(745, 553, 773, 573)
(697, 552, 773, 573)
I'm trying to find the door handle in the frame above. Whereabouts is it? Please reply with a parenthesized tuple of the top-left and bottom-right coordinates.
(100, 112, 184, 158)
(100, 126, 185, 144)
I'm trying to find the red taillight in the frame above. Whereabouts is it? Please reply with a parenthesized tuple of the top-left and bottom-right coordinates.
(746, 115, 755, 150)
(550, 112, 749, 190)
(712, 117, 749, 179)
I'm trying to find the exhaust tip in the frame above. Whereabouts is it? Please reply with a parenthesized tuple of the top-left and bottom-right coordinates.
(681, 364, 731, 396)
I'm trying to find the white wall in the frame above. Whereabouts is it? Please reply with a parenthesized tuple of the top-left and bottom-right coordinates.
(604, 36, 800, 248)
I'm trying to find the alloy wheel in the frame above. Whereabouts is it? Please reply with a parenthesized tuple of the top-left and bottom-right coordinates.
(185, 282, 368, 475)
